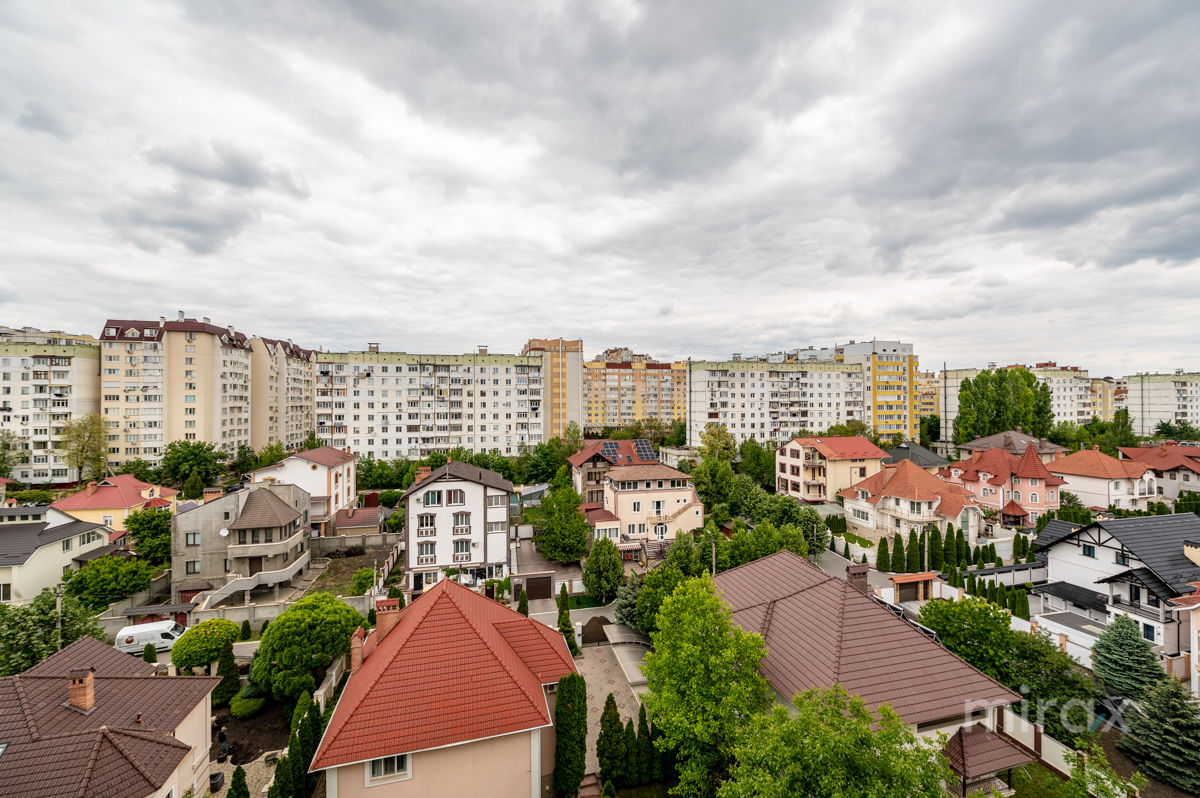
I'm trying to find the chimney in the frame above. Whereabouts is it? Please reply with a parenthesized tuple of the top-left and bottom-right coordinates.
(202, 487, 223, 504)
(227, 325, 235, 337)
(847, 562, 870, 595)
(158, 316, 166, 324)
(202, 316, 211, 324)
(368, 342, 379, 353)
(414, 466, 432, 485)
(1093, 444, 1100, 451)
(85, 481, 98, 496)
(971, 449, 982, 460)
(178, 310, 185, 321)
(350, 627, 365, 674)
(376, 608, 402, 640)
(478, 345, 488, 355)
(69, 668, 95, 712)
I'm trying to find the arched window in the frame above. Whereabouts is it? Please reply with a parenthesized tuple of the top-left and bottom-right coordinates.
(1030, 492, 1039, 504)
(654, 523, 667, 540)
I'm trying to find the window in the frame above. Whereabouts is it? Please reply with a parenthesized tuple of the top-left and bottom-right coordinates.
(632, 501, 641, 513)
(1029, 492, 1039, 504)
(1115, 551, 1129, 566)
(368, 754, 409, 783)
(1143, 623, 1155, 642)
(417, 542, 435, 564)
(417, 515, 435, 536)
(1082, 544, 1096, 558)
(186, 532, 200, 546)
(486, 520, 505, 532)
(1013, 490, 1021, 502)
(0, 583, 9, 602)
(453, 512, 470, 532)
(423, 490, 442, 506)
(453, 539, 470, 561)
(654, 523, 668, 540)
(1048, 490, 1056, 502)
(62, 538, 72, 551)
(102, 515, 113, 527)
(185, 560, 200, 574)
(448, 489, 465, 505)
(487, 494, 506, 507)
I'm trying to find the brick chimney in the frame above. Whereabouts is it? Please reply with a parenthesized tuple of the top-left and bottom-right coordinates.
(202, 487, 222, 504)
(85, 481, 98, 496)
(69, 668, 95, 712)
(376, 608, 402, 640)
(847, 562, 870, 595)
(350, 627, 365, 674)
(414, 466, 432, 485)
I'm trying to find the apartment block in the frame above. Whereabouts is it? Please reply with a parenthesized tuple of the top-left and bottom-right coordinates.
(916, 371, 940, 420)
(0, 325, 98, 346)
(99, 314, 252, 469)
(1090, 377, 1115, 423)
(0, 342, 100, 484)
(520, 338, 582, 439)
(583, 348, 687, 431)
(314, 345, 544, 459)
(250, 337, 315, 450)
(1123, 372, 1200, 437)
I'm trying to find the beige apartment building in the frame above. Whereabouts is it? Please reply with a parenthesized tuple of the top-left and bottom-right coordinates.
(583, 348, 687, 431)
(100, 314, 252, 469)
(250, 337, 315, 450)
(520, 338, 583, 439)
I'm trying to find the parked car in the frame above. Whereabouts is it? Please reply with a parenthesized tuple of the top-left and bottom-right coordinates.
(114, 621, 188, 655)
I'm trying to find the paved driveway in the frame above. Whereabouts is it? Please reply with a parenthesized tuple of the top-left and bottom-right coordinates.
(575, 645, 643, 774)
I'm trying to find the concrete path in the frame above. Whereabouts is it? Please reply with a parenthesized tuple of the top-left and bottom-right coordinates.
(529, 600, 617, 630)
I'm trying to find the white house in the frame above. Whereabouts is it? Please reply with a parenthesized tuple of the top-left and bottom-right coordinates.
(1047, 446, 1156, 511)
(401, 460, 513, 593)
(250, 445, 357, 535)
(0, 505, 111, 605)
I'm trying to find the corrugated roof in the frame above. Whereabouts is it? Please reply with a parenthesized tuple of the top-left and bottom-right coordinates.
(227, 488, 302, 530)
(334, 506, 382, 529)
(1044, 514, 1200, 597)
(1033, 581, 1108, 614)
(0, 519, 107, 566)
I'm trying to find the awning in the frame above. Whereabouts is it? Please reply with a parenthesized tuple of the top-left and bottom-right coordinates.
(942, 723, 1036, 781)
(999, 500, 1028, 518)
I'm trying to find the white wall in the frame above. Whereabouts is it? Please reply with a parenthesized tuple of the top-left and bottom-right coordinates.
(407, 478, 509, 587)
(0, 515, 109, 604)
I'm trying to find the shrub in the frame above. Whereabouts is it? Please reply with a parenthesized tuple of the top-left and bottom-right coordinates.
(142, 643, 157, 663)
(518, 589, 529, 617)
(230, 692, 268, 719)
(350, 567, 375, 596)
(212, 640, 241, 707)
(260, 619, 269, 636)
(240, 619, 252, 640)
(171, 619, 240, 670)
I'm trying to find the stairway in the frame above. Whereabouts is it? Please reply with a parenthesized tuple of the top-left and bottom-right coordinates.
(577, 773, 602, 798)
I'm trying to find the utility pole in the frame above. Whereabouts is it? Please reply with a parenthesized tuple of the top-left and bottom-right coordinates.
(711, 538, 717, 576)
(56, 582, 63, 652)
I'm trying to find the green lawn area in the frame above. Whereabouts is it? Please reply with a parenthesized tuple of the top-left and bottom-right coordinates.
(567, 594, 605, 609)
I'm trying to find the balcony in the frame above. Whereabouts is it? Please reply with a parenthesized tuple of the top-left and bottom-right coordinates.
(1110, 596, 1164, 621)
(417, 555, 436, 565)
(416, 528, 436, 537)
(453, 553, 471, 563)
(452, 526, 471, 536)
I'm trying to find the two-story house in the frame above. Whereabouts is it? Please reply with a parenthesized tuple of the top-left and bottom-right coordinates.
(596, 464, 704, 544)
(250, 445, 357, 535)
(0, 505, 110, 604)
(568, 439, 658, 504)
(940, 444, 1064, 526)
(170, 483, 311, 606)
(1118, 443, 1200, 500)
(50, 473, 178, 532)
(775, 436, 889, 504)
(838, 459, 982, 544)
(401, 460, 513, 594)
(1047, 446, 1156, 511)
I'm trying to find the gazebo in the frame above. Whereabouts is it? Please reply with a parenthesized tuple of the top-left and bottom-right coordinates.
(942, 723, 1037, 796)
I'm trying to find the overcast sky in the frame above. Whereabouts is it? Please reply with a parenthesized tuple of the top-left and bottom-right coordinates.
(2, 1, 1197, 377)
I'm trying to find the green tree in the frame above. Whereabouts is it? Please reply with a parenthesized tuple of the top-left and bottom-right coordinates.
(875, 537, 890, 572)
(517, 589, 529, 617)
(718, 686, 951, 798)
(302, 430, 322, 450)
(636, 702, 653, 786)
(635, 563, 685, 634)
(698, 423, 737, 462)
(622, 719, 638, 787)
(644, 576, 770, 797)
(60, 412, 108, 480)
(583, 536, 625, 603)
(597, 693, 626, 787)
(793, 506, 828, 554)
(228, 765, 250, 798)
(906, 530, 919, 572)
(349, 567, 375, 596)
(562, 421, 584, 456)
(953, 368, 1054, 443)
(62, 555, 155, 611)
(557, 583, 578, 655)
(614, 573, 642, 627)
(171, 619, 241, 670)
(255, 441, 289, 470)
(252, 593, 363, 704)
(377, 489, 403, 508)
(272, 755, 294, 798)
(928, 527, 943, 571)
(213, 639, 241, 706)
(1092, 613, 1166, 700)
(1119, 677, 1200, 793)
(892, 533, 905, 573)
(0, 428, 28, 479)
(159, 439, 227, 487)
(117, 458, 161, 484)
(182, 471, 205, 500)
(692, 457, 735, 510)
(142, 642, 158, 663)
(292, 690, 313, 732)
(125, 507, 173, 565)
(0, 588, 104, 676)
(919, 414, 940, 448)
(663, 531, 704, 577)
(917, 597, 1011, 680)
(534, 486, 591, 563)
(737, 438, 775, 488)
(240, 619, 252, 640)
(553, 673, 587, 796)
(229, 445, 258, 476)
(259, 619, 269, 637)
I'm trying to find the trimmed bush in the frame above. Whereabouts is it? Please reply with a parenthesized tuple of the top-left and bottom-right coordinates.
(142, 643, 157, 663)
(230, 692, 268, 719)
(875, 538, 890, 572)
(212, 640, 241, 707)
(240, 619, 252, 640)
(518, 589, 529, 617)
(171, 619, 240, 670)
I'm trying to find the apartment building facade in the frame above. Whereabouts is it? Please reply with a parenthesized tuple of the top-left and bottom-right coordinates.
(583, 348, 687, 431)
(521, 338, 583, 439)
(99, 314, 252, 469)
(314, 346, 544, 459)
(249, 337, 315, 450)
(0, 342, 99, 484)
(1123, 372, 1200, 437)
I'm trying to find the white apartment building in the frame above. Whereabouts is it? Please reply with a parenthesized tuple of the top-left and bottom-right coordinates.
(249, 337, 315, 450)
(315, 346, 544, 459)
(0, 342, 100, 484)
(1123, 372, 1200, 437)
(685, 359, 865, 447)
(99, 314, 252, 468)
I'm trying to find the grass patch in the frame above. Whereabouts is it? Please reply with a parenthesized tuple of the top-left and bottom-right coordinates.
(310, 546, 395, 596)
(567, 594, 605, 609)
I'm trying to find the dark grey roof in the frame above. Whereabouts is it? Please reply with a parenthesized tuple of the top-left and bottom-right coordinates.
(1034, 581, 1108, 614)
(400, 460, 514, 500)
(960, 431, 1065, 455)
(0, 519, 105, 566)
(0, 504, 50, 519)
(73, 544, 121, 563)
(1044, 514, 1200, 597)
(122, 602, 196, 617)
(1034, 519, 1082, 550)
(1095, 567, 1177, 603)
(884, 440, 951, 469)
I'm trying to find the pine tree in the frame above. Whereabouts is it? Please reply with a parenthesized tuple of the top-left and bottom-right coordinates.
(557, 583, 578, 655)
(957, 529, 968, 565)
(637, 703, 653, 786)
(213, 639, 241, 707)
(240, 619, 252, 640)
(842, 540, 851, 559)
(875, 538, 890, 572)
(367, 608, 377, 627)
(228, 765, 251, 798)
(597, 694, 626, 787)
(892, 534, 905, 573)
(860, 553, 867, 564)
(918, 530, 927, 571)
(829, 536, 836, 552)
(142, 642, 157, 663)
(929, 527, 944, 572)
(288, 730, 305, 797)
(273, 755, 294, 798)
(906, 530, 919, 572)
(260, 619, 269, 637)
(602, 782, 618, 798)
(517, 589, 529, 617)
(1093, 614, 1166, 700)
(553, 673, 587, 796)
(1119, 677, 1200, 793)
(622, 720, 638, 788)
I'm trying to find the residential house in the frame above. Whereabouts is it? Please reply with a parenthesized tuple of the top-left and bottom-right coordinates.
(568, 439, 658, 504)
(335, 506, 384, 536)
(1047, 446, 1156, 511)
(838, 459, 982, 544)
(594, 464, 704, 547)
(400, 460, 513, 594)
(775, 436, 889, 504)
(50, 473, 178, 532)
(0, 505, 110, 604)
(939, 445, 1064, 527)
(884, 439, 950, 474)
(1117, 443, 1200, 500)
(0, 636, 218, 798)
(954, 430, 1065, 464)
(310, 579, 575, 798)
(250, 445, 357, 535)
(170, 483, 311, 605)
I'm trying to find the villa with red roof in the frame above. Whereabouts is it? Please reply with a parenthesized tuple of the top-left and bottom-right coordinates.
(1048, 446, 1156, 512)
(839, 459, 983, 545)
(940, 444, 1064, 527)
(568, 439, 658, 504)
(50, 473, 177, 533)
(1118, 443, 1200, 501)
(775, 436, 889, 504)
(311, 578, 576, 797)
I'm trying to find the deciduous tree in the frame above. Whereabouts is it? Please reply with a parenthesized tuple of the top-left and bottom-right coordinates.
(0, 588, 104, 676)
(583, 536, 625, 603)
(62, 555, 155, 611)
(251, 593, 362, 704)
(171, 618, 241, 670)
(698, 423, 737, 462)
(125, 507, 173, 565)
(60, 413, 107, 480)
(159, 439, 227, 487)
(534, 486, 591, 563)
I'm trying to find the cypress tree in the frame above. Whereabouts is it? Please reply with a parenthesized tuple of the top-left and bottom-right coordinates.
(557, 584, 578, 655)
(876, 538, 890, 572)
(829, 536, 836, 552)
(288, 730, 305, 796)
(518, 589, 529, 617)
(918, 530, 927, 571)
(892, 535, 905, 573)
(993, 556, 1004, 569)
(996, 582, 1008, 609)
(240, 619, 252, 640)
(943, 530, 957, 568)
(228, 766, 251, 798)
(273, 755, 294, 798)
(957, 529, 968, 564)
(967, 572, 977, 595)
(292, 691, 312, 733)
(622, 720, 638, 788)
(1019, 590, 1031, 620)
(906, 530, 919, 572)
(213, 639, 241, 707)
(860, 553, 867, 564)
(843, 540, 851, 559)
(260, 619, 269, 637)
(602, 783, 618, 798)
(597, 694, 625, 787)
(637, 703, 653, 786)
(553, 673, 587, 796)
(986, 581, 997, 604)
(142, 643, 157, 663)
(1119, 677, 1200, 793)
(1093, 614, 1166, 700)
(988, 543, 997, 561)
(929, 527, 944, 572)
(367, 608, 377, 627)
(1027, 550, 1038, 564)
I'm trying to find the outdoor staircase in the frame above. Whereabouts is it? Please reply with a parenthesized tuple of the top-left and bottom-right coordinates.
(577, 773, 602, 798)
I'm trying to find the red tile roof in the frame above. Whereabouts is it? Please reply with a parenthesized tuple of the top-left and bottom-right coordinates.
(141, 497, 171, 509)
(567, 440, 659, 468)
(290, 445, 358, 468)
(1049, 447, 1152, 480)
(311, 578, 576, 772)
(1118, 444, 1200, 475)
(100, 318, 251, 350)
(941, 445, 1065, 487)
(837, 460, 978, 519)
(785, 436, 889, 460)
(335, 506, 383, 529)
(51, 474, 177, 512)
(999, 500, 1028, 518)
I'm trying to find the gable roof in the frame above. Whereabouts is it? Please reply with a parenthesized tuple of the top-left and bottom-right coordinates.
(605, 464, 691, 482)
(884, 440, 950, 469)
(785, 436, 889, 460)
(942, 724, 1035, 781)
(0, 519, 108, 567)
(0, 637, 218, 798)
(941, 445, 1065, 487)
(334, 506, 382, 530)
(1048, 447, 1153, 480)
(1042, 514, 1200, 597)
(1118, 444, 1200, 475)
(290, 446, 358, 468)
(958, 431, 1065, 456)
(838, 460, 977, 519)
(399, 460, 514, 500)
(51, 475, 177, 513)
(226, 488, 302, 530)
(567, 439, 659, 468)
(713, 551, 1018, 725)
(1034, 519, 1082, 550)
(311, 578, 575, 772)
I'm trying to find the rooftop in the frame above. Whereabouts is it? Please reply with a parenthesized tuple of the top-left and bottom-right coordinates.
(567, 439, 659, 468)
(958, 430, 1065, 456)
(606, 463, 691, 482)
(1118, 443, 1200, 475)
(0, 515, 107, 566)
(785, 435, 890, 461)
(1048, 447, 1153, 480)
(400, 459, 515, 499)
(839, 459, 978, 518)
(227, 488, 302, 530)
(884, 440, 951, 469)
(51, 474, 177, 513)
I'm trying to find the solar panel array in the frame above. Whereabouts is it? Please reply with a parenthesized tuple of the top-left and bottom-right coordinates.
(635, 440, 657, 462)
(600, 441, 621, 460)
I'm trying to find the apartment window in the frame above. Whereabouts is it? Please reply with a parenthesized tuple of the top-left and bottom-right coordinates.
(632, 501, 641, 513)
(423, 490, 442, 507)
(186, 532, 200, 546)
(102, 515, 113, 527)
(447, 489, 465, 505)
(453, 512, 470, 532)
(486, 520, 505, 532)
(368, 754, 410, 784)
(62, 538, 72, 551)
(417, 542, 435, 564)
(185, 560, 200, 574)
(417, 514, 436, 536)
(1082, 544, 1096, 558)
(486, 494, 506, 507)
(0, 583, 9, 601)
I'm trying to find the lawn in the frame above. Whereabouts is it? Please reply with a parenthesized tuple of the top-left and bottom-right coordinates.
(567, 594, 606, 609)
(310, 546, 396, 597)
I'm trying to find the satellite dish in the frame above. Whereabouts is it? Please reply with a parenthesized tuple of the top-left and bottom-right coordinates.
(219, 528, 229, 537)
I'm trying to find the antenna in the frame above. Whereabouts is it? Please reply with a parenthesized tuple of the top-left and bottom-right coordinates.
(218, 528, 229, 538)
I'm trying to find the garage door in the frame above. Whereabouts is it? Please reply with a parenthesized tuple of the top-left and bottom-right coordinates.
(524, 574, 553, 601)
(897, 582, 919, 602)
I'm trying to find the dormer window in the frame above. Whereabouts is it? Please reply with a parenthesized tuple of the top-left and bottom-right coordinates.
(124, 329, 140, 338)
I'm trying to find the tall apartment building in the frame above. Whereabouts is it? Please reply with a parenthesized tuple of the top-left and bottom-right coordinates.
(314, 345, 543, 459)
(583, 348, 687, 431)
(685, 358, 865, 448)
(1123, 372, 1200, 437)
(99, 314, 252, 469)
(520, 338, 582, 439)
(0, 342, 99, 484)
(249, 337, 315, 450)
(0, 325, 98, 346)
(1090, 377, 1115, 423)
(916, 371, 940, 420)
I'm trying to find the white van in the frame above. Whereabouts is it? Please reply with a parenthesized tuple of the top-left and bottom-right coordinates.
(114, 621, 188, 655)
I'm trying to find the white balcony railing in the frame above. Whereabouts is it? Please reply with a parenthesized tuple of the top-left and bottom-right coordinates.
(417, 555, 435, 565)
(453, 553, 471, 563)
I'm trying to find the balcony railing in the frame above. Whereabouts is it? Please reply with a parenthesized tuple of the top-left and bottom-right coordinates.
(416, 528, 436, 537)
(227, 530, 304, 560)
(1110, 595, 1163, 621)
(453, 553, 471, 563)
(452, 526, 471, 536)
(417, 555, 435, 565)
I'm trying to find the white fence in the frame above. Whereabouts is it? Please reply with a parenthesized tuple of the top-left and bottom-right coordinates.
(1033, 614, 1097, 668)
(314, 653, 349, 712)
(1001, 706, 1076, 778)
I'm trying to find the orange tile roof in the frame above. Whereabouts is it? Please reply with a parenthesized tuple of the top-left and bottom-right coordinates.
(787, 436, 889, 460)
(1049, 447, 1152, 480)
(838, 459, 978, 519)
(606, 464, 690, 481)
(941, 445, 1065, 487)
(1118, 445, 1200, 475)
(999, 500, 1028, 518)
(567, 440, 658, 468)
(51, 474, 177, 512)
(291, 446, 358, 468)
(311, 578, 575, 772)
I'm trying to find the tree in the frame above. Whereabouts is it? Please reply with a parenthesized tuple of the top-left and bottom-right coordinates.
(117, 458, 161, 484)
(272, 755, 294, 798)
(0, 588, 104, 676)
(228, 765, 250, 798)
(718, 686, 951, 798)
(182, 471, 205, 500)
(1119, 677, 1200, 793)
(698, 423, 737, 462)
(636, 702, 653, 786)
(875, 537, 890, 572)
(644, 576, 770, 797)
(302, 430, 322, 450)
(252, 593, 363, 704)
(614, 573, 642, 627)
(583, 536, 625, 603)
(158, 440, 226, 487)
(0, 428, 28, 479)
(125, 507, 173, 565)
(553, 673, 587, 796)
(635, 563, 685, 634)
(240, 619, 252, 640)
(597, 693, 626, 787)
(562, 421, 583, 456)
(919, 414, 941, 448)
(663, 531, 704, 577)
(1092, 613, 1165, 700)
(255, 441, 288, 470)
(62, 555, 155, 611)
(535, 486, 590, 563)
(213, 639, 241, 706)
(60, 413, 107, 480)
(292, 691, 313, 732)
(229, 445, 258, 476)
(692, 457, 734, 510)
(143, 642, 158, 663)
(737, 438, 774, 488)
(171, 619, 241, 670)
(891, 533, 905, 572)
(377, 489, 403, 508)
(906, 530, 919, 571)
(1060, 490, 1083, 509)
(557, 583, 578, 655)
(622, 719, 638, 788)
(917, 597, 1012, 680)
(794, 506, 828, 554)
(953, 368, 1054, 443)
(928, 527, 943, 571)
(350, 567, 375, 595)
(517, 589, 529, 617)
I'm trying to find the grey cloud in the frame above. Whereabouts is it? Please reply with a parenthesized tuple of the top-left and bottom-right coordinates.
(146, 140, 309, 198)
(101, 184, 261, 254)
(16, 101, 75, 139)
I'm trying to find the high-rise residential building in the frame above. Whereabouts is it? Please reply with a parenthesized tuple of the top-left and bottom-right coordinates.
(520, 338, 582, 439)
(916, 371, 940, 420)
(1090, 377, 1115, 423)
(583, 348, 687, 431)
(685, 358, 866, 447)
(939, 362, 1100, 440)
(1123, 372, 1200, 437)
(250, 337, 315, 450)
(314, 345, 543, 459)
(0, 325, 98, 346)
(99, 314, 252, 469)
(0, 341, 99, 484)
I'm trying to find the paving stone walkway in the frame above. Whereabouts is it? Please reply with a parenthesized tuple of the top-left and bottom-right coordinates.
(575, 645, 643, 774)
